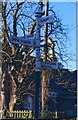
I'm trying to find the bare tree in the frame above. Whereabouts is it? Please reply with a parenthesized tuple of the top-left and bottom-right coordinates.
(1, 0, 76, 119)
(2, 1, 36, 118)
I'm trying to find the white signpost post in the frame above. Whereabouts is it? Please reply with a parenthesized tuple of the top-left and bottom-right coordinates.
(34, 7, 42, 118)
(10, 34, 35, 46)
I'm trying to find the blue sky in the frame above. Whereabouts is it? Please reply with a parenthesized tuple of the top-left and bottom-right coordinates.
(50, 2, 76, 70)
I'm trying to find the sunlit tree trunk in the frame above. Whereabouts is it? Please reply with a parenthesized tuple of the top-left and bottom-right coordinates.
(2, 3, 9, 117)
(42, 0, 49, 117)
(41, 1, 57, 117)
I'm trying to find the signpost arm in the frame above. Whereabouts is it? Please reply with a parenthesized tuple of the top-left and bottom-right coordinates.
(35, 8, 42, 118)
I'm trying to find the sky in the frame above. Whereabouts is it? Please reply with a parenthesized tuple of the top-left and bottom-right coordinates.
(49, 2, 76, 70)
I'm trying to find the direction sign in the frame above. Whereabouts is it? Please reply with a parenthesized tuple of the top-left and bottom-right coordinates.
(10, 34, 35, 46)
(41, 61, 64, 69)
(39, 15, 53, 26)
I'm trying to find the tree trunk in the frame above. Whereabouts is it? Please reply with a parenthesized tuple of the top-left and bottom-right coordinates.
(9, 12, 17, 113)
(41, 0, 49, 118)
(9, 73, 17, 112)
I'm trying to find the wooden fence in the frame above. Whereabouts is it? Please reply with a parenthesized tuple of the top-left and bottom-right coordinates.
(0, 110, 64, 119)
(8, 110, 33, 118)
(0, 110, 33, 119)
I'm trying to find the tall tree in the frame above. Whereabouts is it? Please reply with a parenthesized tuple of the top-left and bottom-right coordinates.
(2, 1, 36, 118)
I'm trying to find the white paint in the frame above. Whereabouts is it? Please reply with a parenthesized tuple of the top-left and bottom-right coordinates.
(55, 111, 58, 119)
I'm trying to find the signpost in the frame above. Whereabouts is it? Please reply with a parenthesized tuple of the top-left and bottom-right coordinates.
(34, 7, 42, 119)
(10, 5, 64, 119)
(10, 34, 35, 46)
(41, 61, 64, 69)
